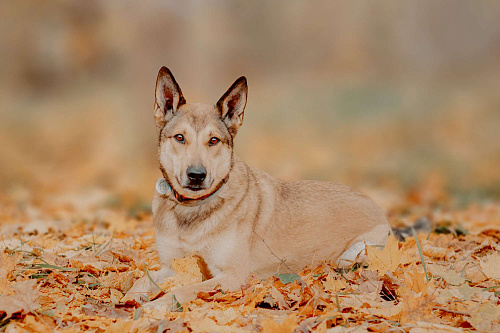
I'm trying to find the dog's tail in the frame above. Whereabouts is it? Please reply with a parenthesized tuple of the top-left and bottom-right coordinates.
(392, 217, 432, 241)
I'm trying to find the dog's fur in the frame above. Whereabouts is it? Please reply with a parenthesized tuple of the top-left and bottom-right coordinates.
(126, 67, 391, 310)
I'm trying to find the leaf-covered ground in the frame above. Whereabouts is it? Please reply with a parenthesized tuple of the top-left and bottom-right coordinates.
(1, 187, 499, 332)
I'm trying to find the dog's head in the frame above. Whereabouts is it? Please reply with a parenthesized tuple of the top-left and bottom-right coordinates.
(153, 67, 247, 199)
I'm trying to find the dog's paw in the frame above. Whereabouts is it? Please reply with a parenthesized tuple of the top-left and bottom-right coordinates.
(142, 293, 179, 312)
(122, 275, 161, 304)
(336, 241, 367, 268)
(122, 291, 151, 304)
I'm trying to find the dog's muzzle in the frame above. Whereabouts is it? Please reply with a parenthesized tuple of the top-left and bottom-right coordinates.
(185, 165, 207, 190)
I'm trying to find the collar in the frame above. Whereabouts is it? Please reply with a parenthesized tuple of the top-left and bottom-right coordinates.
(156, 174, 229, 206)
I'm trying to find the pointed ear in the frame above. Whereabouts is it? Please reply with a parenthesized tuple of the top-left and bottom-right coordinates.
(216, 76, 247, 136)
(154, 67, 186, 132)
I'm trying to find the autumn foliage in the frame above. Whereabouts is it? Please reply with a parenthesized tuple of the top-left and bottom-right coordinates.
(1, 186, 500, 333)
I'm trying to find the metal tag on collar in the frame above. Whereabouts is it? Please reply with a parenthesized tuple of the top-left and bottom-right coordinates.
(156, 178, 170, 195)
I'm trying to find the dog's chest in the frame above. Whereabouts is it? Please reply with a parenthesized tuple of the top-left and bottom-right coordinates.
(155, 205, 231, 253)
(153, 195, 246, 276)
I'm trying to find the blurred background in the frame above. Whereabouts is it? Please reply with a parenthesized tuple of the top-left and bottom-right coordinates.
(1, 1, 499, 212)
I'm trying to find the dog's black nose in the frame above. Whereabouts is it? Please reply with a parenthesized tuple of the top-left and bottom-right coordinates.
(187, 165, 207, 184)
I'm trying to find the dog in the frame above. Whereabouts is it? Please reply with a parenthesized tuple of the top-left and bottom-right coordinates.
(126, 67, 391, 310)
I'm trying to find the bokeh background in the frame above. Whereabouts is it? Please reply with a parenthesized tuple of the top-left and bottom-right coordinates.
(1, 1, 500, 211)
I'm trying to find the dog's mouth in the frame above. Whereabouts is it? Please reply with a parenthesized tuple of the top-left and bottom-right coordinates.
(177, 178, 214, 195)
(185, 185, 204, 192)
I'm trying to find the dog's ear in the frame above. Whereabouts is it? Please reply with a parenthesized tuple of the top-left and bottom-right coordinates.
(216, 76, 247, 136)
(154, 67, 186, 132)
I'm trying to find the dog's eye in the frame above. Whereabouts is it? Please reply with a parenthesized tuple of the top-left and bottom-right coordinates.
(174, 134, 185, 143)
(209, 137, 220, 146)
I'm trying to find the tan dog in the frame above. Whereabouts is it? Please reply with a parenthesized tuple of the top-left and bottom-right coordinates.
(127, 67, 391, 310)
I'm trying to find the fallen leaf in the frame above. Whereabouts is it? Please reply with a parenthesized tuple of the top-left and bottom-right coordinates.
(21, 314, 54, 333)
(457, 284, 483, 301)
(480, 253, 500, 279)
(366, 235, 401, 274)
(270, 286, 290, 309)
(322, 273, 347, 293)
(404, 264, 430, 296)
(261, 315, 298, 333)
(211, 307, 238, 325)
(409, 321, 464, 332)
(0, 280, 40, 319)
(421, 243, 448, 259)
(359, 301, 403, 320)
(172, 255, 203, 283)
(185, 310, 247, 333)
(157, 255, 203, 292)
(0, 252, 21, 280)
(428, 264, 467, 286)
(468, 302, 500, 331)
(275, 273, 301, 284)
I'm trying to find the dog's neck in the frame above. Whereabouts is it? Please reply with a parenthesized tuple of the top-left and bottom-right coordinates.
(153, 157, 250, 231)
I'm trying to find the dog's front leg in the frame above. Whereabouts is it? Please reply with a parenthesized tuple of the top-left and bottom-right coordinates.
(125, 240, 183, 303)
(124, 265, 175, 303)
(142, 272, 247, 311)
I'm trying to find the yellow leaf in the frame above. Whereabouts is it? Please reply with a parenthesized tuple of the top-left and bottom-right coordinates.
(428, 264, 466, 286)
(0, 280, 40, 319)
(457, 284, 482, 301)
(403, 264, 431, 296)
(185, 310, 247, 333)
(468, 302, 500, 331)
(157, 255, 203, 292)
(409, 321, 464, 332)
(23, 315, 53, 333)
(262, 315, 297, 333)
(314, 320, 327, 333)
(211, 307, 237, 326)
(421, 243, 448, 259)
(322, 273, 347, 293)
(0, 252, 21, 280)
(366, 235, 400, 273)
(171, 255, 203, 284)
(360, 301, 403, 320)
(480, 253, 500, 279)
(187, 317, 232, 333)
(103, 320, 133, 333)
